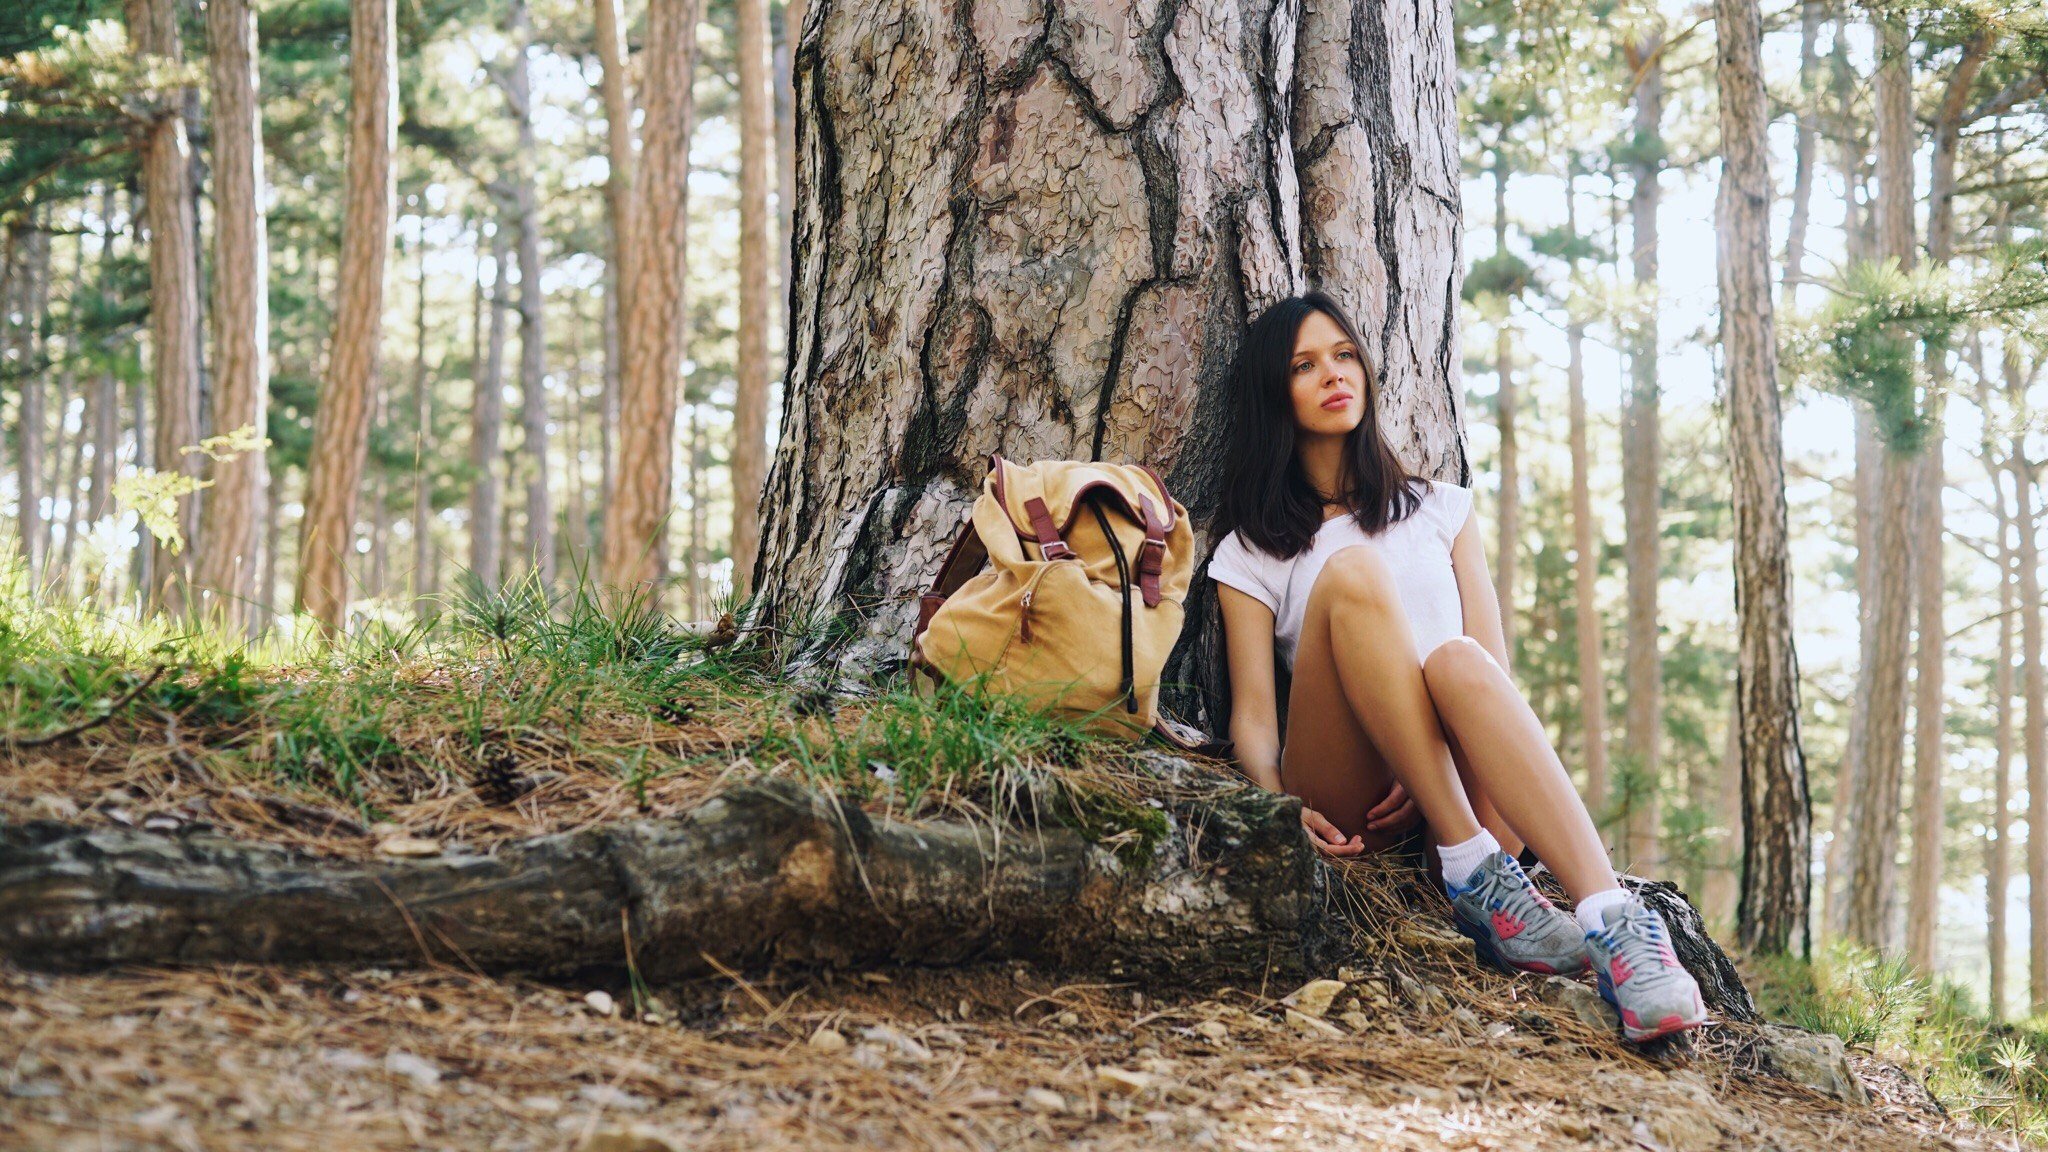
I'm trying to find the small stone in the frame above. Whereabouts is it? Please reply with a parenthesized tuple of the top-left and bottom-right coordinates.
(376, 835, 442, 858)
(1450, 1007, 1481, 1030)
(1281, 979, 1346, 1019)
(1758, 1024, 1870, 1105)
(1336, 965, 1369, 983)
(319, 1047, 376, 1071)
(1484, 1021, 1514, 1040)
(1539, 977, 1621, 1035)
(807, 1027, 848, 1053)
(133, 1104, 181, 1128)
(1338, 1010, 1373, 1033)
(860, 1024, 933, 1063)
(858, 972, 892, 984)
(382, 1050, 441, 1090)
(520, 1095, 563, 1114)
(1021, 1088, 1067, 1114)
(584, 990, 617, 1017)
(1095, 1066, 1154, 1096)
(31, 794, 80, 819)
(1192, 1020, 1228, 1043)
(1051, 1010, 1080, 1029)
(577, 1124, 680, 1152)
(577, 1083, 650, 1112)
(957, 998, 973, 1020)
(1286, 1009, 1345, 1038)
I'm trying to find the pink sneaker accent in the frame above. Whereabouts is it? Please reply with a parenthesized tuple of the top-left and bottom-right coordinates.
(1610, 956, 1635, 986)
(1491, 910, 1526, 940)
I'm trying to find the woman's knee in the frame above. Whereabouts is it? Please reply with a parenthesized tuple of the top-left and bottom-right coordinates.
(1421, 636, 1502, 699)
(1310, 545, 1398, 611)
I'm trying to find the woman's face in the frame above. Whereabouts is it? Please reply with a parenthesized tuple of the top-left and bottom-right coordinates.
(1285, 309, 1367, 438)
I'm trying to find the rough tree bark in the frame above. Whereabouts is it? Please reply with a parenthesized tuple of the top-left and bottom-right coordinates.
(472, 232, 511, 591)
(592, 0, 636, 519)
(193, 0, 271, 626)
(1621, 32, 1663, 872)
(297, 0, 398, 631)
(1717, 0, 1809, 957)
(503, 0, 555, 590)
(601, 0, 699, 593)
(1843, 11, 1916, 954)
(731, 0, 774, 598)
(753, 0, 1465, 724)
(1984, 371, 2015, 1021)
(128, 0, 203, 615)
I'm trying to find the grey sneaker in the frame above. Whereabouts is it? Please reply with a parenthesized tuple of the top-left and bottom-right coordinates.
(1446, 851, 1593, 976)
(1588, 896, 1709, 1042)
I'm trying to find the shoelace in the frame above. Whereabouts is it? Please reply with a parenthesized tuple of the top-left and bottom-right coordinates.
(1595, 906, 1671, 967)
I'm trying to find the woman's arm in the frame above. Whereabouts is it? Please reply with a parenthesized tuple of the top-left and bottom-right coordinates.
(1450, 505, 1513, 673)
(1216, 584, 1283, 791)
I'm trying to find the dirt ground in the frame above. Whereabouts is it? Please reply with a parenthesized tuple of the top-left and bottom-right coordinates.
(0, 958, 2013, 1152)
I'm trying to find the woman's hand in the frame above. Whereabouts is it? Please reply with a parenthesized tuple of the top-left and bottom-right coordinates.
(1363, 781, 1419, 833)
(1301, 806, 1364, 857)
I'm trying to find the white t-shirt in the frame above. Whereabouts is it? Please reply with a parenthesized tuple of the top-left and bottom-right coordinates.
(1206, 480, 1475, 675)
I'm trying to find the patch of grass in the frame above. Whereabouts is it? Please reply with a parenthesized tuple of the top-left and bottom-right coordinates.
(1753, 941, 2048, 1142)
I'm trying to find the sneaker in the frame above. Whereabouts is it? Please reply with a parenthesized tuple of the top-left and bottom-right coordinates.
(1445, 851, 1594, 976)
(1587, 896, 1710, 1042)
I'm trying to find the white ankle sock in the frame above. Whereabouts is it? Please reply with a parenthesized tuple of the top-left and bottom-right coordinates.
(1573, 887, 1632, 934)
(1436, 829, 1501, 890)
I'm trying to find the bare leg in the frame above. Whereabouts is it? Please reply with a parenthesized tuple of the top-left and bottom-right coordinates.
(1279, 546, 1489, 850)
(1422, 636, 1617, 901)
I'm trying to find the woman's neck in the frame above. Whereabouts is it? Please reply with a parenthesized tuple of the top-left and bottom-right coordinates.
(1297, 433, 1349, 505)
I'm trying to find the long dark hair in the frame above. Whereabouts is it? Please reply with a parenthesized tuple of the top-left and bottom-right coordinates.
(1217, 291, 1424, 558)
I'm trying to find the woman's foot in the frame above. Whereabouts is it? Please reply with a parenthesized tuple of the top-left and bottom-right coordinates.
(1586, 896, 1710, 1042)
(1445, 851, 1594, 976)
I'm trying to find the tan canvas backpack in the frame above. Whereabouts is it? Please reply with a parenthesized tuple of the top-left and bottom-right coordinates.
(911, 455, 1195, 742)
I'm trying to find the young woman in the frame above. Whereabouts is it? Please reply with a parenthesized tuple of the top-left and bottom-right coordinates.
(1205, 292, 1706, 1043)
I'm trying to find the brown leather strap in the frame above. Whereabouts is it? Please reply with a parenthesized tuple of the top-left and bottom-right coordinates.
(1135, 494, 1166, 607)
(915, 517, 988, 641)
(1023, 497, 1074, 560)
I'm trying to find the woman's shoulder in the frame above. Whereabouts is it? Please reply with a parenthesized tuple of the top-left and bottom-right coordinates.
(1413, 478, 1474, 533)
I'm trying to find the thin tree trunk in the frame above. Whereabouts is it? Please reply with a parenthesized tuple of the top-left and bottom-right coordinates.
(1564, 174, 1607, 828)
(1985, 373, 2016, 1021)
(1904, 33, 1990, 972)
(193, 0, 271, 626)
(411, 235, 433, 603)
(593, 0, 636, 522)
(127, 0, 203, 614)
(730, 0, 773, 597)
(1491, 163, 1518, 658)
(472, 232, 510, 591)
(504, 0, 554, 590)
(563, 294, 590, 560)
(2016, 349, 2048, 1014)
(1622, 32, 1664, 873)
(1780, 0, 1822, 295)
(11, 225, 47, 582)
(55, 376, 87, 588)
(687, 401, 704, 618)
(297, 0, 397, 632)
(602, 0, 700, 592)
(1843, 10, 1917, 954)
(129, 369, 150, 597)
(1718, 0, 1810, 957)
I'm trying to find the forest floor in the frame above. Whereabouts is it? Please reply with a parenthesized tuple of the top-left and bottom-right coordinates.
(0, 589, 2030, 1150)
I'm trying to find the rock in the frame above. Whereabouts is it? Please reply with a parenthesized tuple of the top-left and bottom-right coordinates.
(520, 1095, 563, 1115)
(577, 1083, 651, 1112)
(860, 1024, 933, 1063)
(1758, 1024, 1869, 1105)
(1021, 1088, 1067, 1114)
(1338, 1010, 1372, 1034)
(1281, 978, 1346, 1019)
(1192, 1020, 1228, 1043)
(375, 835, 443, 858)
(1391, 972, 1448, 1014)
(584, 990, 616, 1016)
(382, 1050, 441, 1090)
(1539, 977, 1620, 1035)
(807, 1026, 848, 1053)
(1095, 1066, 1154, 1096)
(1484, 1021, 1514, 1040)
(577, 1125, 681, 1152)
(1286, 1009, 1345, 1038)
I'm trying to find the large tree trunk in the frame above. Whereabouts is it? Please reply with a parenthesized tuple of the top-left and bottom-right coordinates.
(601, 0, 699, 593)
(730, 0, 774, 598)
(1563, 178, 1607, 829)
(127, 0, 203, 616)
(753, 0, 1465, 719)
(1621, 33, 1664, 874)
(1843, 11, 1917, 954)
(471, 233, 510, 591)
(297, 0, 397, 632)
(193, 0, 271, 627)
(592, 0, 636, 522)
(1717, 0, 1809, 958)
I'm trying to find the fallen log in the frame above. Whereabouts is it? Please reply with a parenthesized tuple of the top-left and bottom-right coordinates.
(0, 778, 1329, 984)
(0, 774, 1756, 1021)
